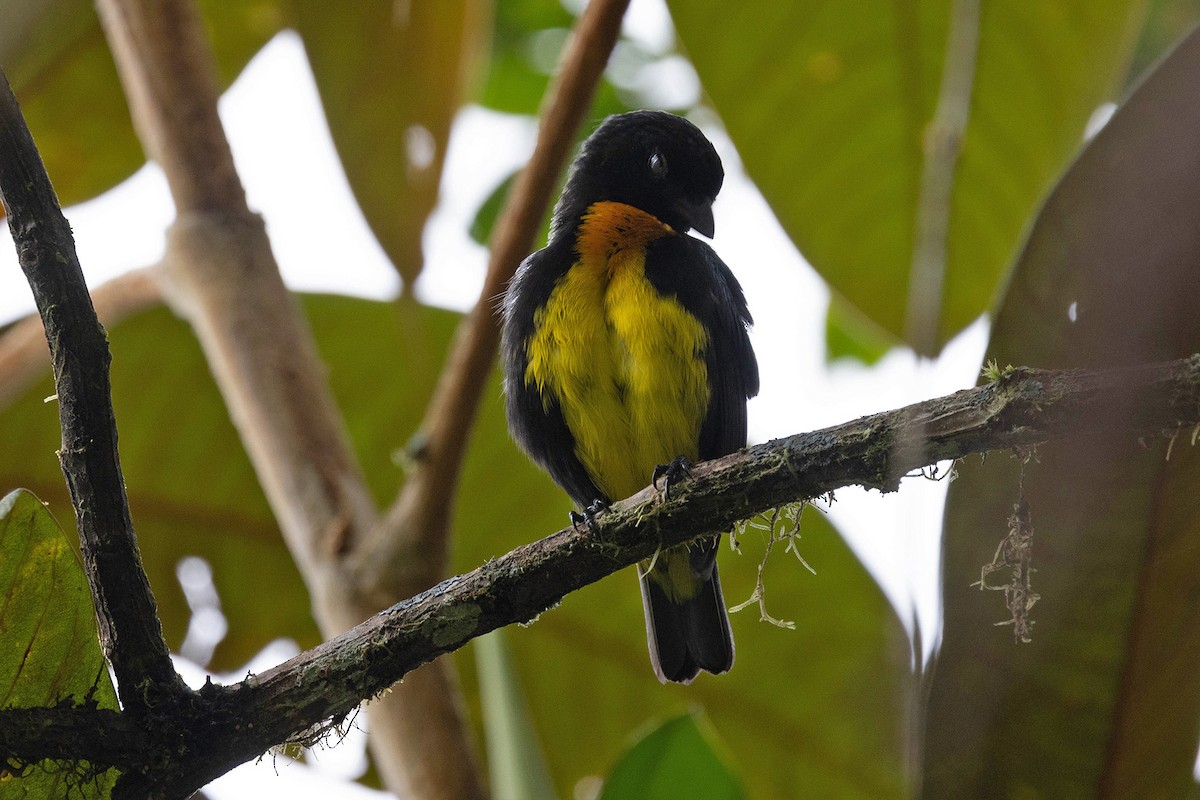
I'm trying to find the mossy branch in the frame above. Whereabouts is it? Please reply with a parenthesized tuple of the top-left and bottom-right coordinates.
(5, 351, 1199, 796)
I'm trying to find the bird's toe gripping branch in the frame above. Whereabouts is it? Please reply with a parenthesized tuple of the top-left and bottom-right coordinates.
(570, 498, 610, 534)
(652, 455, 694, 501)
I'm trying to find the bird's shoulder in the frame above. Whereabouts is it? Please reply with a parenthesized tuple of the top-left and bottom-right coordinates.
(644, 236, 753, 333)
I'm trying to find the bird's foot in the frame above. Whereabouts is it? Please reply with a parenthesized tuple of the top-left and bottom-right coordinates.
(570, 498, 609, 535)
(652, 456, 693, 501)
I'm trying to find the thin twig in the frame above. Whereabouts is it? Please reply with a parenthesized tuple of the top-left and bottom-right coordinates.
(366, 0, 632, 590)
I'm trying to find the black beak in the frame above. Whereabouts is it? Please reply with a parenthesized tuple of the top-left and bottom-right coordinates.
(673, 197, 716, 238)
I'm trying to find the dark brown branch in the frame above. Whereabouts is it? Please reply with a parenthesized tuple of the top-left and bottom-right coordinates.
(0, 69, 182, 710)
(0, 705, 147, 770)
(253, 358, 1200, 725)
(7, 355, 1198, 797)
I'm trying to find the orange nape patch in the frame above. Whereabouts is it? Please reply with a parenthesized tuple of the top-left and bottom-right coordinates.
(575, 201, 673, 259)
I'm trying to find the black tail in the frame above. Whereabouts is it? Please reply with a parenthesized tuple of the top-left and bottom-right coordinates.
(639, 552, 734, 684)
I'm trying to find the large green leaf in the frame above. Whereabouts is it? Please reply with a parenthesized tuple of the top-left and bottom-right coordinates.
(0, 489, 119, 796)
(0, 0, 286, 211)
(0, 0, 141, 208)
(0, 295, 909, 799)
(293, 0, 488, 287)
(1127, 0, 1200, 84)
(927, 27, 1200, 797)
(598, 713, 743, 800)
(669, 1, 1148, 353)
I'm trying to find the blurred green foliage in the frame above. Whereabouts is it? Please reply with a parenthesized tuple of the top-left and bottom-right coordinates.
(597, 713, 744, 800)
(4, 0, 1200, 797)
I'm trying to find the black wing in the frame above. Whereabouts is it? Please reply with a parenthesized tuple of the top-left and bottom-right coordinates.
(500, 239, 606, 508)
(645, 235, 759, 462)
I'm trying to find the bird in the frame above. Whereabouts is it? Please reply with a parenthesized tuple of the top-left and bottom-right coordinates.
(500, 110, 759, 684)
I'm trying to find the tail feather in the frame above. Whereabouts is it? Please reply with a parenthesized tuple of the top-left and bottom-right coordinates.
(639, 554, 734, 684)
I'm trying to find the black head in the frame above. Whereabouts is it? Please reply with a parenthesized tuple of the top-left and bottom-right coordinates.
(552, 110, 725, 239)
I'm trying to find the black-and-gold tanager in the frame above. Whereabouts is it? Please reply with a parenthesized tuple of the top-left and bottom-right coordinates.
(500, 110, 759, 683)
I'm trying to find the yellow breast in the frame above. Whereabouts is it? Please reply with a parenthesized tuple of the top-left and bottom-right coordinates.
(524, 202, 710, 502)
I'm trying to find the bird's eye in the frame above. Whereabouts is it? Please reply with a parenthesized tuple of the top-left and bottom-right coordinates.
(648, 150, 668, 179)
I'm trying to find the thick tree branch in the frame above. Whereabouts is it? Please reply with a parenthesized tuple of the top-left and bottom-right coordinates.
(0, 69, 183, 711)
(95, 0, 244, 215)
(0, 706, 147, 770)
(93, 0, 378, 583)
(6, 354, 1199, 797)
(365, 0, 632, 595)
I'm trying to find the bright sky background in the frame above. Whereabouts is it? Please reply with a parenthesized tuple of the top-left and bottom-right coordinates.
(0, 3, 992, 794)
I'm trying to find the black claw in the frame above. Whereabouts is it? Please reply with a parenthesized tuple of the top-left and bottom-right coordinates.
(652, 455, 694, 500)
(570, 499, 609, 534)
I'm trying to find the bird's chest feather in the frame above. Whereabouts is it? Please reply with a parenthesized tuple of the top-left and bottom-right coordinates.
(524, 203, 710, 501)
